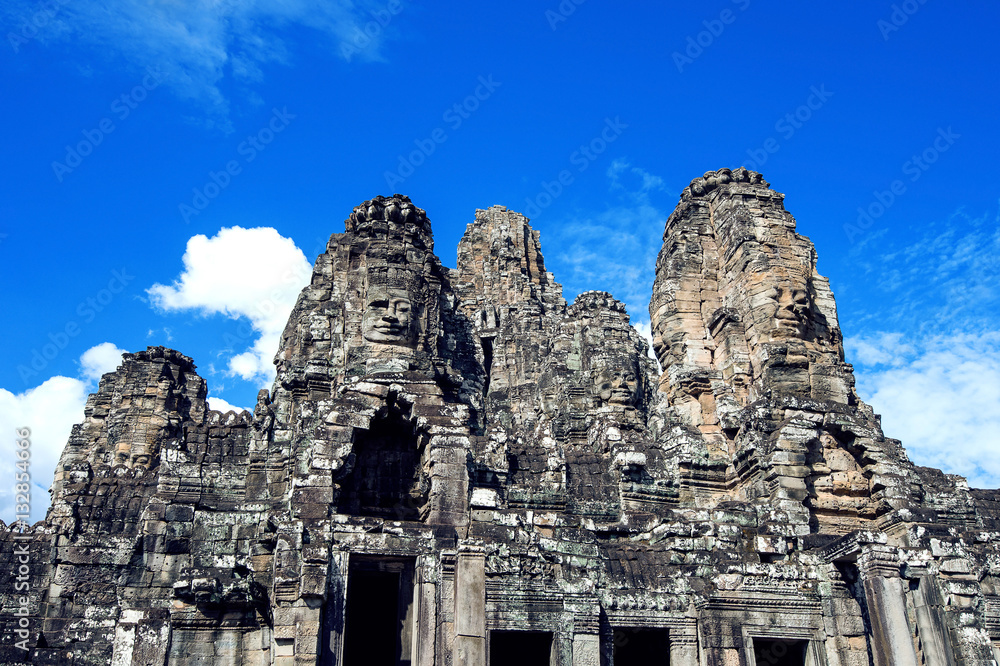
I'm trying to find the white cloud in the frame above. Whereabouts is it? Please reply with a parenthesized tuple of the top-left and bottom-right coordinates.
(633, 320, 657, 362)
(844, 332, 914, 367)
(0, 343, 126, 524)
(3, 0, 401, 125)
(850, 332, 1000, 489)
(79, 342, 127, 382)
(147, 226, 312, 386)
(207, 396, 248, 414)
(841, 201, 1000, 489)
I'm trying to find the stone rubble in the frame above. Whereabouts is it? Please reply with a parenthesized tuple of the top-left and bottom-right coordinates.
(2, 174, 999, 665)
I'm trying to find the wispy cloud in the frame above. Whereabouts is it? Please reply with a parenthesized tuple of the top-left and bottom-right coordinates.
(844, 332, 915, 367)
(846, 200, 1000, 335)
(545, 159, 668, 328)
(4, 0, 401, 127)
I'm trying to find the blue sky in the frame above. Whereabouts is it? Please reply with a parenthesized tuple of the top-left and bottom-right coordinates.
(2, 1, 999, 521)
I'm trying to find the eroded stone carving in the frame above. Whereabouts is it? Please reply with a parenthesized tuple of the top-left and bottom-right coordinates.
(362, 287, 418, 346)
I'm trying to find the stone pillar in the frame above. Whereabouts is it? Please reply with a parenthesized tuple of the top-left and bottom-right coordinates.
(414, 557, 438, 666)
(427, 429, 471, 527)
(567, 596, 601, 666)
(453, 547, 486, 666)
(670, 619, 699, 666)
(858, 547, 918, 666)
(909, 576, 955, 665)
(552, 632, 572, 666)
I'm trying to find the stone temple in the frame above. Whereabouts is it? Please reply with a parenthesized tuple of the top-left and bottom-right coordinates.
(3, 168, 1000, 665)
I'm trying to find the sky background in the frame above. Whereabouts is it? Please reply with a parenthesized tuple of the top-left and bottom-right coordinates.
(2, 1, 999, 522)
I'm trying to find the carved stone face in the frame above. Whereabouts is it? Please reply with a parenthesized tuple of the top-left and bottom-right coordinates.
(113, 438, 156, 471)
(772, 287, 810, 338)
(593, 366, 639, 407)
(114, 443, 130, 467)
(535, 378, 560, 419)
(362, 288, 416, 346)
(131, 454, 152, 471)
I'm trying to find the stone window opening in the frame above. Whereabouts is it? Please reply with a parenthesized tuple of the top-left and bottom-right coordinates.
(750, 638, 808, 666)
(743, 634, 825, 666)
(489, 630, 554, 666)
(336, 407, 429, 520)
(611, 627, 669, 664)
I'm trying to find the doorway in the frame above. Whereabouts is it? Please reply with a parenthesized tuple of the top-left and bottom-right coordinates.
(341, 557, 416, 666)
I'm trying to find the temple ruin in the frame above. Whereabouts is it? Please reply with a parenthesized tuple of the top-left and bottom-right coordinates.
(3, 168, 1000, 665)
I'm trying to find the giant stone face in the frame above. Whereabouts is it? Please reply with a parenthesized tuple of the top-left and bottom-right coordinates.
(362, 287, 417, 347)
(592, 365, 640, 407)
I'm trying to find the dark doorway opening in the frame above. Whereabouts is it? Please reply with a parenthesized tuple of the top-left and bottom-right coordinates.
(490, 630, 552, 666)
(341, 558, 415, 666)
(612, 627, 668, 664)
(481, 335, 494, 398)
(753, 639, 808, 666)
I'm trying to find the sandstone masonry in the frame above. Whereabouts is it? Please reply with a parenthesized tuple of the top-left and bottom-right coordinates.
(2, 168, 999, 665)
